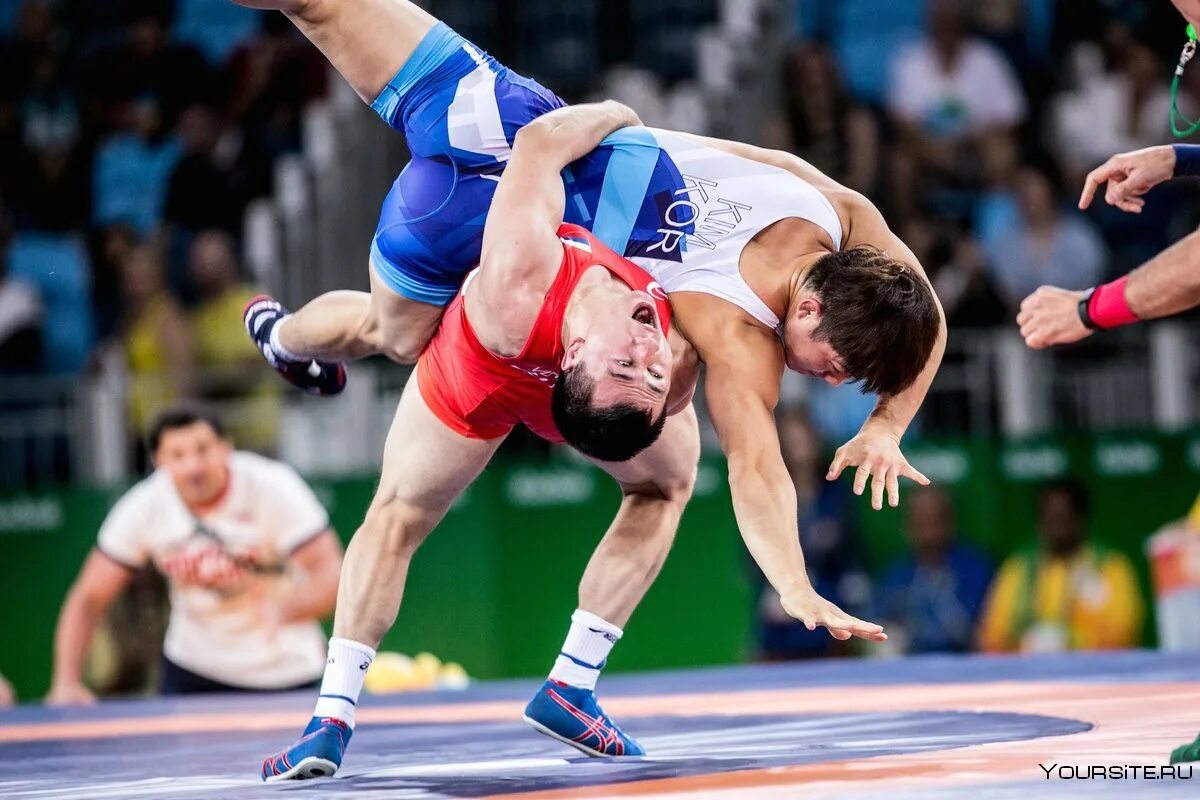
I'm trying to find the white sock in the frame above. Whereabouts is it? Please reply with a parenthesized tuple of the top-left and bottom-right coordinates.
(312, 637, 376, 728)
(267, 314, 305, 362)
(548, 609, 622, 691)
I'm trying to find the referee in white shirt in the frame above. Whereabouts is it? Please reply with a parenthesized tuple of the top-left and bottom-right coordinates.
(47, 406, 343, 703)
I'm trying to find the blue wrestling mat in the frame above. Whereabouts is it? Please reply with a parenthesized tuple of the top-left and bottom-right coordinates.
(1, 651, 1196, 799)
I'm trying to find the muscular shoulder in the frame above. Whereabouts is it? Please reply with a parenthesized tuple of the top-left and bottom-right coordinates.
(671, 292, 780, 358)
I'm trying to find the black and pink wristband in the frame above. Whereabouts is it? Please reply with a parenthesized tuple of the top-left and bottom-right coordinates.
(1078, 275, 1140, 331)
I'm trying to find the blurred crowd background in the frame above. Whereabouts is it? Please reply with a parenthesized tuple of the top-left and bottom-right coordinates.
(3, 0, 1200, 703)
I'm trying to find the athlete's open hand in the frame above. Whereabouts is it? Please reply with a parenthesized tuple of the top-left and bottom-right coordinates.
(781, 585, 887, 642)
(828, 426, 929, 510)
(1079, 145, 1176, 214)
(1018, 285, 1092, 349)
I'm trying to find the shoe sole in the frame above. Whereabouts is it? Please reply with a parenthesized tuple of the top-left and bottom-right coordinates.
(523, 714, 619, 758)
(262, 756, 339, 782)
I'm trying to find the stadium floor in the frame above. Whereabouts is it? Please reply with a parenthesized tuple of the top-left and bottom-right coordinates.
(1, 651, 1197, 799)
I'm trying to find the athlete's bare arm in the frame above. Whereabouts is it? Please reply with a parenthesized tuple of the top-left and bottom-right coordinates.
(469, 101, 641, 351)
(674, 294, 885, 642)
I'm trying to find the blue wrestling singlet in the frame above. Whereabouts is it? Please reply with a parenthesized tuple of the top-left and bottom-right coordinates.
(368, 22, 689, 306)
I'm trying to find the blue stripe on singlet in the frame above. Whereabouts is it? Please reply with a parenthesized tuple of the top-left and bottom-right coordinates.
(588, 127, 660, 255)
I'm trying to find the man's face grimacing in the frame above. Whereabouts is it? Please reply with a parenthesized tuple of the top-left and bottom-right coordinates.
(153, 421, 232, 507)
(561, 288, 673, 417)
(782, 298, 848, 386)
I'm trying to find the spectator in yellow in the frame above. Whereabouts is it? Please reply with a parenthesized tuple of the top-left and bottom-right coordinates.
(978, 478, 1143, 653)
(120, 244, 195, 456)
(188, 230, 280, 451)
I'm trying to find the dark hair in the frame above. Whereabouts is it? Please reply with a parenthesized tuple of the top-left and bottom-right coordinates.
(148, 405, 226, 453)
(551, 366, 666, 462)
(1039, 477, 1090, 519)
(805, 245, 940, 396)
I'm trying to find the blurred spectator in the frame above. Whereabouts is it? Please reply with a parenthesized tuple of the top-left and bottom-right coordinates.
(47, 406, 342, 703)
(755, 407, 870, 660)
(7, 229, 92, 373)
(117, 244, 194, 447)
(978, 479, 1143, 653)
(765, 43, 880, 194)
(876, 486, 992, 654)
(887, 0, 1026, 221)
(188, 230, 279, 451)
(797, 0, 924, 106)
(75, 5, 218, 130)
(970, 0, 1054, 81)
(92, 97, 181, 235)
(0, 204, 43, 372)
(225, 12, 326, 200)
(0, 671, 12, 707)
(979, 162, 1106, 311)
(903, 221, 1007, 327)
(1051, 37, 1172, 183)
(163, 104, 241, 236)
(91, 223, 140, 340)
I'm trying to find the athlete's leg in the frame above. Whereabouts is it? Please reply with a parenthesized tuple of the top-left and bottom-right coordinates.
(266, 264, 443, 364)
(332, 374, 501, 646)
(524, 406, 700, 757)
(262, 373, 501, 781)
(581, 405, 701, 624)
(232, 0, 437, 104)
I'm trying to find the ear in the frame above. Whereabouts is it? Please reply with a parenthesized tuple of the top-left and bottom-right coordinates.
(793, 296, 822, 320)
(561, 338, 585, 370)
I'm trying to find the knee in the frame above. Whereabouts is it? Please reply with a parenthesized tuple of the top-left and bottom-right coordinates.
(631, 462, 698, 508)
(365, 314, 428, 365)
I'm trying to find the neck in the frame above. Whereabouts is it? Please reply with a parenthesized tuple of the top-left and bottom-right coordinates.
(561, 266, 624, 345)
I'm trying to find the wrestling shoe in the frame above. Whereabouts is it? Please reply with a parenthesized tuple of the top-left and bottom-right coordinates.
(261, 716, 351, 782)
(1170, 731, 1200, 764)
(523, 679, 644, 757)
(243, 294, 346, 395)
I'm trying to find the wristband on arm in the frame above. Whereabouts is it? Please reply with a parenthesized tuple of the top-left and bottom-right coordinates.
(1174, 144, 1200, 177)
(1078, 275, 1140, 331)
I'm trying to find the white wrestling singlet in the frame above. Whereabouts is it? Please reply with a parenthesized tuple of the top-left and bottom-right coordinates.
(630, 128, 844, 331)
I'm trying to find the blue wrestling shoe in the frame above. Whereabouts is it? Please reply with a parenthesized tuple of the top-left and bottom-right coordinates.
(244, 295, 347, 396)
(261, 716, 351, 782)
(523, 679, 644, 757)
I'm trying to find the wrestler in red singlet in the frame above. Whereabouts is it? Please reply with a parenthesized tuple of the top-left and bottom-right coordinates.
(417, 224, 671, 442)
